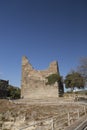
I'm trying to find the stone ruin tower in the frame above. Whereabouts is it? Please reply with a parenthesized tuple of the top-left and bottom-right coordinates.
(21, 56, 64, 99)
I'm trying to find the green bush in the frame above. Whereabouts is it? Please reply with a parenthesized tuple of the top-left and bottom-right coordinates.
(7, 85, 21, 99)
(46, 73, 61, 85)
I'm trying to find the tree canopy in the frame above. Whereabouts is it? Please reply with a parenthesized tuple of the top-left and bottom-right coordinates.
(46, 73, 64, 96)
(77, 58, 87, 82)
(7, 85, 21, 99)
(46, 73, 62, 85)
(0, 79, 20, 99)
(64, 71, 85, 91)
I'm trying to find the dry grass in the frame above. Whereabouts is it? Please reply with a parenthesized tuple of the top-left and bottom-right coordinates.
(0, 99, 83, 121)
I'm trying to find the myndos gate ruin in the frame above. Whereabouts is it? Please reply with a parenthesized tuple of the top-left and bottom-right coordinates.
(21, 56, 64, 98)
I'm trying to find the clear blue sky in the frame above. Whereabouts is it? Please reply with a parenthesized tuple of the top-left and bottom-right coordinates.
(0, 0, 87, 87)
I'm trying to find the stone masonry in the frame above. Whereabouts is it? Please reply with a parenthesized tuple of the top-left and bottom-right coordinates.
(21, 56, 63, 99)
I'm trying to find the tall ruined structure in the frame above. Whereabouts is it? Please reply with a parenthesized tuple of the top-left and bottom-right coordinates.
(21, 56, 64, 98)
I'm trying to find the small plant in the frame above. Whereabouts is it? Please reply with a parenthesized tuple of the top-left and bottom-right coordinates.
(1, 116, 5, 121)
(64, 122, 68, 126)
(85, 92, 87, 95)
(0, 123, 2, 127)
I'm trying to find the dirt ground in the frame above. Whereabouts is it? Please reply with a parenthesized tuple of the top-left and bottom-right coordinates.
(0, 99, 82, 120)
(0, 99, 87, 130)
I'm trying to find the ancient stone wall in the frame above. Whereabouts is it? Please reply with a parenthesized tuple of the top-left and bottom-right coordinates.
(21, 56, 61, 98)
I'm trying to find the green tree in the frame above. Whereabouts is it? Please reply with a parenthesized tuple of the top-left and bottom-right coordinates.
(46, 73, 64, 96)
(0, 80, 8, 98)
(7, 85, 20, 99)
(64, 71, 85, 91)
(78, 57, 87, 82)
(46, 73, 62, 85)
